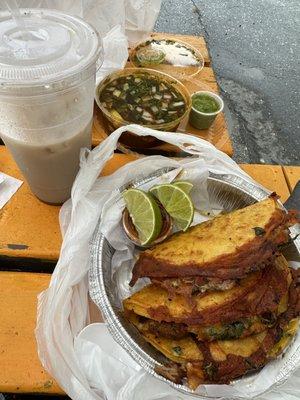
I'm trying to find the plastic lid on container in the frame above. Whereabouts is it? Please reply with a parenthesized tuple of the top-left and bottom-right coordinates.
(130, 38, 204, 79)
(0, 9, 101, 90)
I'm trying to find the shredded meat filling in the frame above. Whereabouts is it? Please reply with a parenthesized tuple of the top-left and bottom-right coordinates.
(152, 276, 236, 298)
(147, 258, 290, 325)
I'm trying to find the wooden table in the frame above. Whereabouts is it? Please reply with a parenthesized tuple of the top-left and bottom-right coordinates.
(92, 32, 234, 157)
(0, 143, 299, 395)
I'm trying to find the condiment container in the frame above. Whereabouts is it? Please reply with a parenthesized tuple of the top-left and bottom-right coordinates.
(0, 9, 101, 204)
(189, 91, 224, 130)
(130, 37, 204, 80)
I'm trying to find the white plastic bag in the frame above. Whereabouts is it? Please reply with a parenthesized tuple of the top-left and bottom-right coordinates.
(0, 172, 22, 209)
(2, 1, 162, 82)
(9, 0, 162, 42)
(36, 124, 300, 400)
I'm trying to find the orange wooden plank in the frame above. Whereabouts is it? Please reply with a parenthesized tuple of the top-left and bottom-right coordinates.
(240, 164, 290, 202)
(0, 145, 291, 262)
(0, 146, 137, 262)
(0, 271, 63, 394)
(101, 153, 138, 176)
(0, 146, 61, 261)
(282, 165, 300, 192)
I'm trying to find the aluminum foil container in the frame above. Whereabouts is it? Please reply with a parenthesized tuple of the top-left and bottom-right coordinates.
(89, 168, 300, 398)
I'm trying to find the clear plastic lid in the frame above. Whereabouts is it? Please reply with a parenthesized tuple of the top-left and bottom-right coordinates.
(0, 9, 101, 92)
(130, 37, 204, 79)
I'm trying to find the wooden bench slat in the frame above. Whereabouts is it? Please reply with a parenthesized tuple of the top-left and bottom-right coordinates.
(0, 147, 138, 263)
(0, 145, 293, 263)
(240, 164, 290, 202)
(0, 271, 63, 394)
(282, 165, 300, 192)
(0, 146, 61, 261)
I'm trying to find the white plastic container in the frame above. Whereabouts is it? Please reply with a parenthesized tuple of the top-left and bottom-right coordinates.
(0, 9, 101, 204)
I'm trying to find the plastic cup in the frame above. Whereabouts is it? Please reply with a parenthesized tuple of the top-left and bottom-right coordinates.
(189, 91, 224, 130)
(0, 9, 101, 204)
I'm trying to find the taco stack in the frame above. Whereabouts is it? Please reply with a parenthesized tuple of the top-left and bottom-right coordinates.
(124, 196, 300, 389)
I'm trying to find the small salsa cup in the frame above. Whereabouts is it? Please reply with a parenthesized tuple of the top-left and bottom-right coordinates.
(189, 90, 224, 130)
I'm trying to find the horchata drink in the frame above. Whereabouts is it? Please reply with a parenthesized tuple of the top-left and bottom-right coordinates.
(0, 9, 101, 204)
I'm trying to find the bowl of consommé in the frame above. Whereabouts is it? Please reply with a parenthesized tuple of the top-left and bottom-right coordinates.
(95, 68, 191, 148)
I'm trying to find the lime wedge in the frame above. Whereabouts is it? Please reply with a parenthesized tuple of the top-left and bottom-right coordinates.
(123, 188, 162, 245)
(149, 184, 194, 231)
(173, 181, 193, 194)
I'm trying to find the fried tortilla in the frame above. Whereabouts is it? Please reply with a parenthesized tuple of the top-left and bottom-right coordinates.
(128, 310, 299, 389)
(130, 196, 296, 286)
(124, 255, 291, 328)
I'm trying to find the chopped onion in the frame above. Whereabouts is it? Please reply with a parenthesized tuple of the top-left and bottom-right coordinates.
(142, 116, 154, 122)
(151, 105, 159, 113)
(156, 119, 165, 124)
(163, 93, 172, 100)
(123, 83, 129, 91)
(142, 110, 152, 118)
(136, 106, 143, 112)
(135, 77, 141, 83)
(152, 86, 157, 93)
(113, 89, 121, 97)
(172, 101, 185, 107)
(154, 94, 162, 100)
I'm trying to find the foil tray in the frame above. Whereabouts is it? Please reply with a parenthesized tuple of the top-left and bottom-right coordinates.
(89, 168, 300, 398)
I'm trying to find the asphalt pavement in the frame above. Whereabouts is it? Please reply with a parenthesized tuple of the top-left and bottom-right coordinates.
(155, 0, 300, 164)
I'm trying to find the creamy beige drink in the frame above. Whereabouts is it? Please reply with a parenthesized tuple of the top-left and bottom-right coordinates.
(0, 9, 101, 203)
(2, 119, 92, 204)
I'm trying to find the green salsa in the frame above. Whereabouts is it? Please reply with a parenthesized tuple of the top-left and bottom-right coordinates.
(99, 72, 187, 125)
(192, 94, 220, 114)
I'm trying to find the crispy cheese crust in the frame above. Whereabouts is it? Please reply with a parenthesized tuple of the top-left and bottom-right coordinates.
(130, 197, 294, 286)
(124, 255, 291, 326)
(123, 194, 300, 390)
(127, 295, 299, 389)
